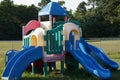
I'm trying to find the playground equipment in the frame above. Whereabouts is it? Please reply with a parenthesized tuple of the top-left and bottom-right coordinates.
(5, 50, 18, 66)
(2, 2, 118, 80)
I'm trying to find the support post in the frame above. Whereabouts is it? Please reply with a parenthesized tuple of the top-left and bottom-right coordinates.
(64, 16, 68, 22)
(22, 26, 24, 48)
(44, 62, 48, 76)
(61, 61, 64, 74)
(49, 15, 52, 29)
(31, 63, 35, 74)
(38, 16, 41, 22)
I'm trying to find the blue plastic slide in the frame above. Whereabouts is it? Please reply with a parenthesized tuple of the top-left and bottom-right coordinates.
(68, 41, 111, 79)
(2, 46, 34, 78)
(2, 46, 42, 80)
(89, 44, 119, 69)
(80, 37, 119, 69)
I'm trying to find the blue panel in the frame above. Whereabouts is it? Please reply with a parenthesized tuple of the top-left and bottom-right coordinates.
(79, 37, 118, 69)
(69, 41, 111, 79)
(89, 44, 119, 69)
(69, 32, 74, 45)
(5, 50, 18, 66)
(38, 2, 67, 16)
(2, 47, 42, 80)
(2, 47, 34, 78)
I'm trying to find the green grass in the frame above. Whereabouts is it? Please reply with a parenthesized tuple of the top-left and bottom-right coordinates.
(0, 40, 120, 80)
(88, 40, 120, 54)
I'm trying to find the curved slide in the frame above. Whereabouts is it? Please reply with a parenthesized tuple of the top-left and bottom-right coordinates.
(2, 46, 42, 80)
(68, 41, 111, 79)
(80, 37, 119, 69)
(89, 44, 119, 69)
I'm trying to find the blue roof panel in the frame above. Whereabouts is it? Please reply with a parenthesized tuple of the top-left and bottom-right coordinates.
(38, 2, 67, 16)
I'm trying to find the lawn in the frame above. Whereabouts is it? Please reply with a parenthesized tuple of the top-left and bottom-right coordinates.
(0, 40, 120, 80)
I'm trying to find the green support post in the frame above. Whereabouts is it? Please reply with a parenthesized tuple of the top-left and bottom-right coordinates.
(28, 37, 30, 46)
(65, 54, 79, 71)
(27, 38, 29, 46)
(61, 61, 64, 74)
(32, 63, 35, 74)
(25, 39, 26, 46)
(44, 62, 48, 76)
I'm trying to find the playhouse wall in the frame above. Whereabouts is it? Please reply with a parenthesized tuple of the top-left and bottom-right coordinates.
(40, 21, 51, 30)
(63, 22, 80, 41)
(22, 31, 34, 48)
(63, 22, 81, 49)
(30, 35, 37, 46)
(30, 28, 45, 47)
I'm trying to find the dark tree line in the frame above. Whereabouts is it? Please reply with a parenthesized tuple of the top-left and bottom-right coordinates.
(0, 0, 38, 40)
(74, 0, 120, 38)
(0, 0, 120, 40)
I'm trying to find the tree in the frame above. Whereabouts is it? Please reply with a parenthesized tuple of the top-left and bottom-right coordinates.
(76, 1, 87, 12)
(57, 1, 65, 6)
(67, 9, 74, 19)
(82, 15, 115, 37)
(0, 0, 13, 7)
(87, 0, 99, 9)
(73, 0, 120, 38)
(0, 0, 21, 40)
(96, 0, 120, 36)
(74, 1, 87, 23)
(0, 0, 38, 40)
(38, 0, 51, 9)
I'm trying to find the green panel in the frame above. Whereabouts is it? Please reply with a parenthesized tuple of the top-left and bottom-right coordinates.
(25, 38, 27, 46)
(28, 37, 30, 46)
(27, 37, 29, 46)
(55, 32, 58, 53)
(54, 21, 64, 27)
(23, 31, 33, 47)
(44, 46, 47, 52)
(69, 20, 80, 27)
(55, 32, 58, 41)
(44, 35, 47, 41)
(44, 23, 64, 54)
(50, 33, 52, 51)
(26, 38, 28, 46)
(44, 35, 48, 53)
(58, 31, 61, 46)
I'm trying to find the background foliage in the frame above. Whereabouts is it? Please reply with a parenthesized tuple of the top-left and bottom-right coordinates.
(0, 0, 120, 40)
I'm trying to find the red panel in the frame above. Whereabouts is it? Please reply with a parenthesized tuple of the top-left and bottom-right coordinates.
(24, 20, 40, 35)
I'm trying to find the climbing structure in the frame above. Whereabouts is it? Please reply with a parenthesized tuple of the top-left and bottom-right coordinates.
(2, 2, 118, 80)
(22, 1, 83, 75)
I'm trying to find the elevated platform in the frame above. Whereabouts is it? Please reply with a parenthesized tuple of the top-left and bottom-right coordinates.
(43, 51, 65, 62)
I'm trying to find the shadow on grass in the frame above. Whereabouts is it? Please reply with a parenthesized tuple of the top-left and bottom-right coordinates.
(64, 68, 99, 80)
(21, 68, 100, 80)
(21, 68, 120, 80)
(110, 69, 120, 80)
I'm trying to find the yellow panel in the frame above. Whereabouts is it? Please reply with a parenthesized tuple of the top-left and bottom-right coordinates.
(30, 35, 37, 46)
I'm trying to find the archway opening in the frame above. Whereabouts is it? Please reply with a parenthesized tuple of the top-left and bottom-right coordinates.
(30, 35, 37, 46)
(69, 32, 74, 45)
(69, 29, 79, 49)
